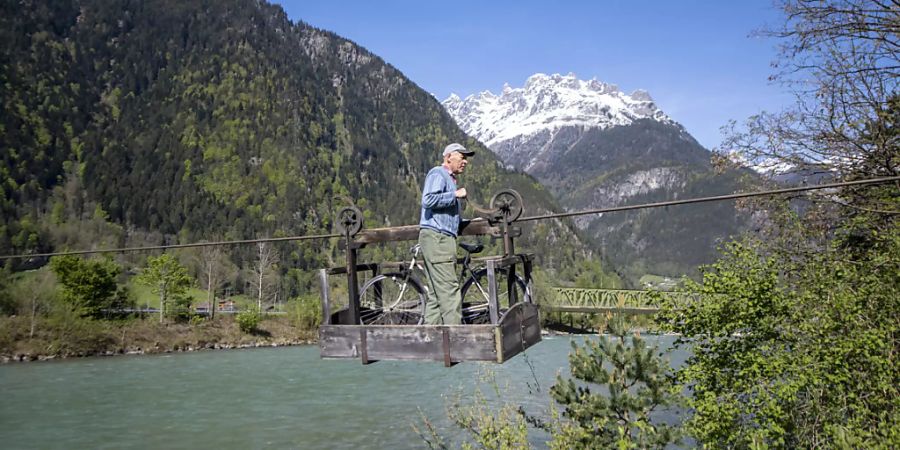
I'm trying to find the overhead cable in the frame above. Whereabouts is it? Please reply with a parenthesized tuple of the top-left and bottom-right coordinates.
(1, 175, 897, 261)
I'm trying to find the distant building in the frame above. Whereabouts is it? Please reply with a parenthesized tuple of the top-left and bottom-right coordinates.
(218, 299, 236, 312)
(194, 299, 237, 313)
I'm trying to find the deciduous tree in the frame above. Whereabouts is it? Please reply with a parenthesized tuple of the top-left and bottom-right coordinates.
(49, 254, 121, 319)
(190, 243, 234, 319)
(250, 242, 278, 314)
(720, 0, 899, 227)
(673, 2, 900, 446)
(136, 253, 192, 323)
(658, 232, 900, 447)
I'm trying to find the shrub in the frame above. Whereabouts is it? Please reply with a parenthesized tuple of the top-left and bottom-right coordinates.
(236, 310, 260, 333)
(44, 304, 115, 356)
(188, 314, 205, 326)
(287, 294, 322, 331)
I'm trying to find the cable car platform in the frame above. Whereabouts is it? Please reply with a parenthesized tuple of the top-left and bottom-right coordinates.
(319, 301, 541, 366)
(318, 190, 540, 366)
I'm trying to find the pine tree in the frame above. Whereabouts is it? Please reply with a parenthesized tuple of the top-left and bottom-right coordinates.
(549, 315, 682, 449)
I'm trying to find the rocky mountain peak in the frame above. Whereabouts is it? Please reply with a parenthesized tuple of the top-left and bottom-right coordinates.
(441, 73, 749, 285)
(442, 72, 675, 171)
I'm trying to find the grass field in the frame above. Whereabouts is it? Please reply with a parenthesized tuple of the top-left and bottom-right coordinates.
(127, 283, 256, 310)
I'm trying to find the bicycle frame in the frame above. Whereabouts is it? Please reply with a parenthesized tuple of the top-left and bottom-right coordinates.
(359, 243, 530, 326)
(402, 244, 486, 296)
(458, 250, 491, 304)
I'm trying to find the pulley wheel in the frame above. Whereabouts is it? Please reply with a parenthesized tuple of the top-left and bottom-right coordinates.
(489, 189, 524, 222)
(335, 205, 363, 236)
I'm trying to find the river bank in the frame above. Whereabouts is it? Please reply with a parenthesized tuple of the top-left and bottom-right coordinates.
(1, 314, 671, 363)
(0, 315, 316, 363)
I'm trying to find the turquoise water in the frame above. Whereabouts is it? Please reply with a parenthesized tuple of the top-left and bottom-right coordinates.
(0, 335, 685, 449)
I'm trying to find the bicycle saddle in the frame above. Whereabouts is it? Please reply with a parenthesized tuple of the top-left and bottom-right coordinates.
(458, 242, 484, 254)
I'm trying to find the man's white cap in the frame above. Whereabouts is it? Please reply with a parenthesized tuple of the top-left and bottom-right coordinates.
(442, 142, 475, 157)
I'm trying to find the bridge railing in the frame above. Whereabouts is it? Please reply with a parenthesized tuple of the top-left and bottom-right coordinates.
(543, 288, 702, 313)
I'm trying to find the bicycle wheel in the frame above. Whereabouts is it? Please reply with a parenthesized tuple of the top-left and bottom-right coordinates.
(460, 268, 531, 324)
(358, 272, 426, 325)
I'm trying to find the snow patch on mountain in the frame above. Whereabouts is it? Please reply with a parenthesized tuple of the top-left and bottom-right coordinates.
(723, 151, 799, 175)
(442, 73, 675, 170)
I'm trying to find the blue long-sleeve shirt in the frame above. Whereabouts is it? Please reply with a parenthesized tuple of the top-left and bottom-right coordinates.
(419, 166, 462, 237)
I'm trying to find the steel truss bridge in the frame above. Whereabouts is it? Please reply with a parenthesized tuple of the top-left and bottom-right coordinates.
(542, 288, 702, 314)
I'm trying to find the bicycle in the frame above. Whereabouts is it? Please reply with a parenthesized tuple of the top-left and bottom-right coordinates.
(357, 242, 532, 325)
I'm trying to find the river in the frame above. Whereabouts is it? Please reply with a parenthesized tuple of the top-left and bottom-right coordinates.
(0, 335, 687, 449)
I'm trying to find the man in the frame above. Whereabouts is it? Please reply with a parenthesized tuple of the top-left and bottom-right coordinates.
(418, 142, 475, 325)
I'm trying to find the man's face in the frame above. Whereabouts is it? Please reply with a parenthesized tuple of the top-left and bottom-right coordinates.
(446, 151, 469, 175)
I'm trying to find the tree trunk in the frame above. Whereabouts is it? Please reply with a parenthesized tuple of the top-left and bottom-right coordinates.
(207, 266, 215, 319)
(257, 269, 263, 314)
(159, 287, 165, 323)
(30, 296, 37, 339)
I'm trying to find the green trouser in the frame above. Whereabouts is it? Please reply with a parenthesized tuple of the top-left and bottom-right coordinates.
(418, 228, 461, 325)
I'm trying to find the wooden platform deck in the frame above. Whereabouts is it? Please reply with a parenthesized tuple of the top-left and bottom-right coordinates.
(319, 302, 541, 366)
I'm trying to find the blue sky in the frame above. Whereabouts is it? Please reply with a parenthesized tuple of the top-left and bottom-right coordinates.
(275, 1, 794, 150)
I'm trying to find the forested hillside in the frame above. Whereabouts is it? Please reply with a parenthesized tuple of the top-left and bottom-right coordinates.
(535, 119, 755, 282)
(1, 0, 617, 293)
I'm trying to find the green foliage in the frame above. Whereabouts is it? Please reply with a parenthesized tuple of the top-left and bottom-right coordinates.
(0, 0, 614, 297)
(451, 396, 530, 450)
(556, 259, 624, 290)
(6, 268, 57, 321)
(128, 282, 214, 310)
(188, 314, 205, 327)
(49, 254, 122, 319)
(236, 310, 261, 334)
(666, 3, 900, 447)
(0, 264, 13, 315)
(287, 294, 322, 331)
(424, 327, 684, 450)
(135, 253, 192, 322)
(1, 299, 116, 358)
(431, 368, 535, 450)
(657, 228, 900, 448)
(42, 302, 115, 356)
(549, 315, 683, 449)
(167, 294, 193, 323)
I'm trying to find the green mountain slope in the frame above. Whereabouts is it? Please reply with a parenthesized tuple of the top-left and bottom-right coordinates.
(1, 0, 618, 289)
(534, 120, 756, 283)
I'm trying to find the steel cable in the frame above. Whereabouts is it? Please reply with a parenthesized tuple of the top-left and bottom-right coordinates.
(1, 175, 897, 261)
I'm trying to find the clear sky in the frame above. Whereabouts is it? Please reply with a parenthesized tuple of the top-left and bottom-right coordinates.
(275, 0, 794, 150)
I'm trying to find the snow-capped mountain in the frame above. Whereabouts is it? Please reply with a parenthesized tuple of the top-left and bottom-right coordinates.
(443, 72, 754, 285)
(442, 72, 679, 172)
